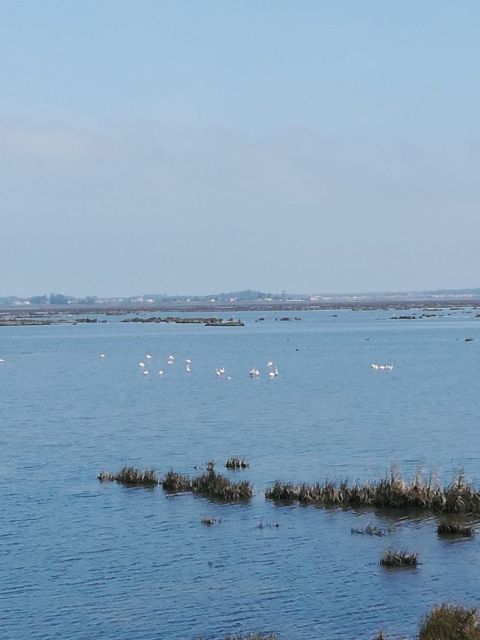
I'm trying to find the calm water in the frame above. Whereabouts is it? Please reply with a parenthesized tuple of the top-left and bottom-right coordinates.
(1, 310, 479, 639)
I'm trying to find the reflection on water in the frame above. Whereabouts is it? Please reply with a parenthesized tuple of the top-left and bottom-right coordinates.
(0, 310, 479, 639)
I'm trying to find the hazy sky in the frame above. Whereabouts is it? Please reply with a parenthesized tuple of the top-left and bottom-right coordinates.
(1, 0, 479, 296)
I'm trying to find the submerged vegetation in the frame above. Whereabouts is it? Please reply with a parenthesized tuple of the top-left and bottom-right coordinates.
(437, 521, 475, 537)
(351, 523, 389, 537)
(256, 521, 280, 529)
(162, 468, 253, 501)
(265, 470, 480, 513)
(98, 467, 158, 486)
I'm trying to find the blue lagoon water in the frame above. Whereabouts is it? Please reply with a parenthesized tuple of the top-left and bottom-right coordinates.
(1, 310, 479, 638)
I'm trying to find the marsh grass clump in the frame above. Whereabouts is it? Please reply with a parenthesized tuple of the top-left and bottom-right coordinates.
(380, 548, 418, 568)
(161, 470, 192, 492)
(98, 467, 158, 486)
(419, 604, 480, 640)
(225, 457, 249, 470)
(192, 468, 253, 501)
(114, 467, 158, 486)
(437, 521, 475, 537)
(265, 469, 480, 514)
(162, 468, 253, 501)
(265, 481, 299, 501)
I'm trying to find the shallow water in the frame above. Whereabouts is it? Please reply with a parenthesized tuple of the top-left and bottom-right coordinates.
(1, 309, 479, 639)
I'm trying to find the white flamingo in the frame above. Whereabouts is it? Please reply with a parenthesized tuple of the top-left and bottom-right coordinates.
(186, 364, 191, 373)
(158, 370, 164, 376)
(249, 367, 260, 378)
(142, 370, 149, 376)
(100, 353, 106, 358)
(139, 362, 146, 368)
(146, 354, 152, 360)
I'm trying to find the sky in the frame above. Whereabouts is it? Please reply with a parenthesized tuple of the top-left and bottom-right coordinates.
(1, 0, 479, 297)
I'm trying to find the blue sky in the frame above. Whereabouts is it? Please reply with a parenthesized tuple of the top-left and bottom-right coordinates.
(1, 1, 479, 296)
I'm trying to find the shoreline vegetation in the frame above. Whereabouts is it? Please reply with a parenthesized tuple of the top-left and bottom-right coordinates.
(1, 296, 480, 327)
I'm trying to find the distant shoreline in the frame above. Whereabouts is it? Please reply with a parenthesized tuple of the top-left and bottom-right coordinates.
(0, 297, 479, 323)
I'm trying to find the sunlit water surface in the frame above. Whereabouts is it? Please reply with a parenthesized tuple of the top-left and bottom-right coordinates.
(1, 309, 479, 639)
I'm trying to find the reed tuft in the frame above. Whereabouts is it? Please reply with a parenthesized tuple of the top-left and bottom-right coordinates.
(419, 604, 480, 640)
(98, 467, 157, 486)
(162, 468, 253, 501)
(380, 548, 418, 568)
(265, 470, 480, 514)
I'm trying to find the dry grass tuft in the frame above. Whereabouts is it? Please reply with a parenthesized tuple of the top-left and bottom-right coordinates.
(98, 467, 157, 486)
(380, 548, 418, 568)
(265, 470, 480, 514)
(419, 604, 480, 640)
(162, 468, 253, 501)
